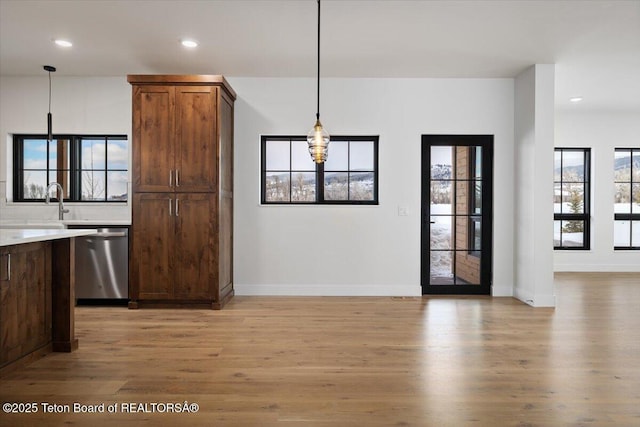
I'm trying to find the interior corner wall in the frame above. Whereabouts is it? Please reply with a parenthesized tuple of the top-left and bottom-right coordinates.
(514, 65, 556, 307)
(229, 77, 515, 296)
(554, 110, 640, 272)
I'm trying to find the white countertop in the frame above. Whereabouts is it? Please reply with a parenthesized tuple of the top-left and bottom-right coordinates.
(0, 228, 98, 247)
(0, 219, 131, 228)
(63, 219, 131, 226)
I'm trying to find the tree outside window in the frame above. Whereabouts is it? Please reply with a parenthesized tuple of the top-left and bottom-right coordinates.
(13, 134, 128, 202)
(261, 135, 378, 205)
(614, 148, 640, 249)
(553, 148, 590, 250)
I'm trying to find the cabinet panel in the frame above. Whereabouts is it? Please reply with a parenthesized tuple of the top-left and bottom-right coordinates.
(219, 193, 233, 300)
(0, 243, 51, 367)
(218, 94, 234, 303)
(132, 194, 174, 299)
(132, 85, 175, 192)
(174, 194, 216, 300)
(175, 86, 218, 192)
(220, 93, 234, 195)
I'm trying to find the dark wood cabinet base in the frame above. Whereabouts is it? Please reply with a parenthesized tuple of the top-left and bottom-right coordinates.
(51, 239, 77, 353)
(128, 290, 234, 310)
(1, 238, 79, 374)
(52, 339, 79, 353)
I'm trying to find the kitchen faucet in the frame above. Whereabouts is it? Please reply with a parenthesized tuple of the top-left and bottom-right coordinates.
(45, 182, 70, 220)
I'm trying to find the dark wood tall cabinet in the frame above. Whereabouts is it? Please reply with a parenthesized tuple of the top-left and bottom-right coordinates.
(128, 75, 235, 309)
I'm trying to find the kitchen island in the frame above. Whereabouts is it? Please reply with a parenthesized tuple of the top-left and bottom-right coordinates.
(0, 228, 96, 373)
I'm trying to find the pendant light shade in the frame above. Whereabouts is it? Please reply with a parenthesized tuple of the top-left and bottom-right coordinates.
(307, 118, 330, 163)
(44, 65, 56, 142)
(307, 0, 329, 163)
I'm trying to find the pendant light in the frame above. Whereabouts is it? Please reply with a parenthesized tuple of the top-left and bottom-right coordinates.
(307, 0, 329, 163)
(44, 65, 56, 141)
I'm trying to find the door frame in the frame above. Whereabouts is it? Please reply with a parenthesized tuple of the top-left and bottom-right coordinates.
(421, 135, 494, 295)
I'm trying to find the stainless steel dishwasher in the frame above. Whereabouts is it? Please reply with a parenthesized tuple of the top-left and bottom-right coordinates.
(72, 227, 129, 301)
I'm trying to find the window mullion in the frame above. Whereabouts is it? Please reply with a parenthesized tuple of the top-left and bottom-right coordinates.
(103, 136, 108, 201)
(72, 136, 80, 201)
(347, 140, 351, 201)
(317, 161, 324, 203)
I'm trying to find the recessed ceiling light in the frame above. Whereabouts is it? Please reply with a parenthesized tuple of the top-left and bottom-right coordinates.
(53, 39, 73, 48)
(181, 39, 198, 48)
(569, 97, 583, 103)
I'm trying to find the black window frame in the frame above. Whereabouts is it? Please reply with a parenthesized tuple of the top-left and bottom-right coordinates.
(554, 147, 591, 250)
(468, 146, 482, 257)
(261, 135, 379, 205)
(614, 147, 640, 250)
(12, 134, 128, 203)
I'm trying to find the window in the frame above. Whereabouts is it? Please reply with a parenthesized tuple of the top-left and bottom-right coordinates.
(614, 148, 640, 250)
(261, 135, 378, 204)
(13, 134, 128, 202)
(554, 148, 591, 250)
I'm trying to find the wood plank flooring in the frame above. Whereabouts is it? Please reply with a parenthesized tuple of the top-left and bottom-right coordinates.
(1, 272, 639, 426)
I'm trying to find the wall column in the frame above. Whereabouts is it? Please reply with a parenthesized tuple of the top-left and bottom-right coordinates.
(514, 64, 556, 307)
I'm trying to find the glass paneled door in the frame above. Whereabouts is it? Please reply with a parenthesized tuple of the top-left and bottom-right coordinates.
(421, 135, 493, 295)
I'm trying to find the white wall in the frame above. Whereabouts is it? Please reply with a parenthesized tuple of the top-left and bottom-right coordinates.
(229, 77, 515, 296)
(1, 75, 517, 296)
(554, 110, 640, 272)
(514, 65, 556, 307)
(0, 76, 131, 221)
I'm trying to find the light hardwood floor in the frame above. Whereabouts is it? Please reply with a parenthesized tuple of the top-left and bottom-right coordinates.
(1, 273, 639, 426)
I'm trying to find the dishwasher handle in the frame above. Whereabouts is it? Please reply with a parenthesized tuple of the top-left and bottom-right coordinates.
(94, 231, 127, 238)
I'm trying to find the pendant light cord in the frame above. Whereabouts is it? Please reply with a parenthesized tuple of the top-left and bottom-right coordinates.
(316, 0, 321, 121)
(44, 65, 55, 142)
(48, 70, 52, 114)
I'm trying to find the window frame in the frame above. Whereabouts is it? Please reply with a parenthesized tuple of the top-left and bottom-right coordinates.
(12, 134, 128, 203)
(467, 146, 482, 257)
(614, 147, 640, 250)
(260, 135, 379, 205)
(553, 147, 591, 250)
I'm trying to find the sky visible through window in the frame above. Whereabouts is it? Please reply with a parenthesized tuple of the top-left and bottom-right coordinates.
(20, 136, 128, 201)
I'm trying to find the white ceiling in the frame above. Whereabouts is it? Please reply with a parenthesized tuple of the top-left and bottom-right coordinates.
(1, 0, 639, 112)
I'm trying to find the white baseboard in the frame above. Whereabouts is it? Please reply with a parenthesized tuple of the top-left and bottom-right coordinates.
(491, 285, 513, 297)
(234, 283, 421, 297)
(555, 264, 640, 272)
(514, 287, 555, 307)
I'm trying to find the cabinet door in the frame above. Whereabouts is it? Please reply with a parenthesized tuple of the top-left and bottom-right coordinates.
(132, 85, 175, 192)
(175, 86, 218, 192)
(174, 193, 216, 300)
(132, 193, 175, 299)
(0, 243, 51, 367)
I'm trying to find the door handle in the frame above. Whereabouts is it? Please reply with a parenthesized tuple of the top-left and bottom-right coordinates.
(169, 198, 173, 216)
(169, 170, 173, 187)
(176, 169, 179, 187)
(175, 198, 179, 216)
(94, 232, 127, 238)
(2, 253, 11, 281)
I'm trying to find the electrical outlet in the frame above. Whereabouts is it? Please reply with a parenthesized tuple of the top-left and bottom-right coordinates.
(398, 206, 409, 216)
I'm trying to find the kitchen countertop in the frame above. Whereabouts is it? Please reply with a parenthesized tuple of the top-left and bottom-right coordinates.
(0, 228, 97, 247)
(63, 219, 131, 226)
(0, 219, 131, 228)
